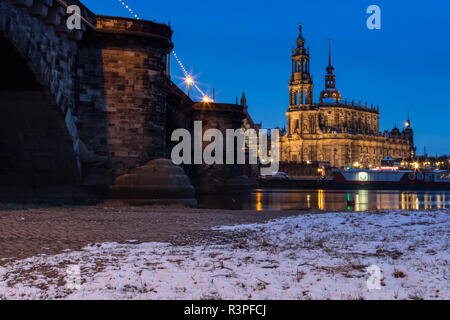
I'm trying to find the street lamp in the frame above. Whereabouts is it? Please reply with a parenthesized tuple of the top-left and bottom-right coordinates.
(202, 96, 213, 103)
(185, 76, 193, 97)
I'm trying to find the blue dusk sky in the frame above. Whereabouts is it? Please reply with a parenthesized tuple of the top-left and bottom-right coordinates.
(84, 0, 450, 155)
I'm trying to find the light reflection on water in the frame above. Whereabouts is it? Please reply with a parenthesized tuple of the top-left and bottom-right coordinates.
(197, 189, 450, 211)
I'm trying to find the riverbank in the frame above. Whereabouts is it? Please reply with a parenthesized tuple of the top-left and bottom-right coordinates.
(0, 205, 448, 299)
(0, 203, 303, 263)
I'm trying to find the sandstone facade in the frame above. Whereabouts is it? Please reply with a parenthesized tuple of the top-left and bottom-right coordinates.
(281, 25, 415, 168)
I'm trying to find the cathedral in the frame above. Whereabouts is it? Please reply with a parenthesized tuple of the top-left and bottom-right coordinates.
(280, 24, 415, 168)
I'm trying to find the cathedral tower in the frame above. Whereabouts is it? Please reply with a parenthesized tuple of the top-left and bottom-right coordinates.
(403, 111, 416, 158)
(319, 39, 341, 104)
(289, 24, 314, 108)
(281, 23, 414, 167)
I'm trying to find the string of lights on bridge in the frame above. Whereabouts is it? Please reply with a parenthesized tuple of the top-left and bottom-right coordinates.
(171, 51, 213, 102)
(116, 0, 213, 102)
(117, 0, 139, 19)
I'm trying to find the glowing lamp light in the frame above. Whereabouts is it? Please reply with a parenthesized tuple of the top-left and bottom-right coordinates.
(414, 163, 420, 169)
(117, 0, 140, 19)
(184, 75, 194, 97)
(202, 96, 213, 103)
(185, 76, 193, 85)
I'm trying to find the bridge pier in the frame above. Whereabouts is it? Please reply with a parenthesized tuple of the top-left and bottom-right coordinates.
(76, 16, 174, 184)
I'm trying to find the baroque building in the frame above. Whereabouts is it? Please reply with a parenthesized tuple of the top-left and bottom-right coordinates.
(280, 24, 415, 168)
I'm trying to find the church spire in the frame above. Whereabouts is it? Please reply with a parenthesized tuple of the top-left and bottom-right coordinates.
(326, 38, 335, 75)
(405, 109, 411, 128)
(328, 38, 332, 66)
(403, 109, 415, 156)
(320, 38, 341, 104)
(296, 23, 305, 48)
(240, 91, 248, 110)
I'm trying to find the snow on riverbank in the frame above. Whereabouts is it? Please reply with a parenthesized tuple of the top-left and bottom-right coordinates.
(0, 210, 448, 300)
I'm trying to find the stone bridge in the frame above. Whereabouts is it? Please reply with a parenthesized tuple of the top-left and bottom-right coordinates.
(0, 0, 176, 201)
(0, 0, 254, 203)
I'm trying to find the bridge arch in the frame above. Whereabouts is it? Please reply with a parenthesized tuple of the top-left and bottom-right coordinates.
(0, 28, 80, 197)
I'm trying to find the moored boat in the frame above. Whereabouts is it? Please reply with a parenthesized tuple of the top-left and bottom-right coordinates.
(328, 168, 450, 190)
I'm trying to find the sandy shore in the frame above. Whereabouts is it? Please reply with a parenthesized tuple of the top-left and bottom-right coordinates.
(0, 207, 448, 300)
(0, 203, 304, 264)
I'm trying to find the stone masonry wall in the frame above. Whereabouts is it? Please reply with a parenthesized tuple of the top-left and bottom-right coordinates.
(0, 0, 89, 186)
(76, 16, 173, 179)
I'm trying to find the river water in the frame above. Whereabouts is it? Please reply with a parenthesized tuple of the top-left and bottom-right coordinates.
(197, 189, 450, 211)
